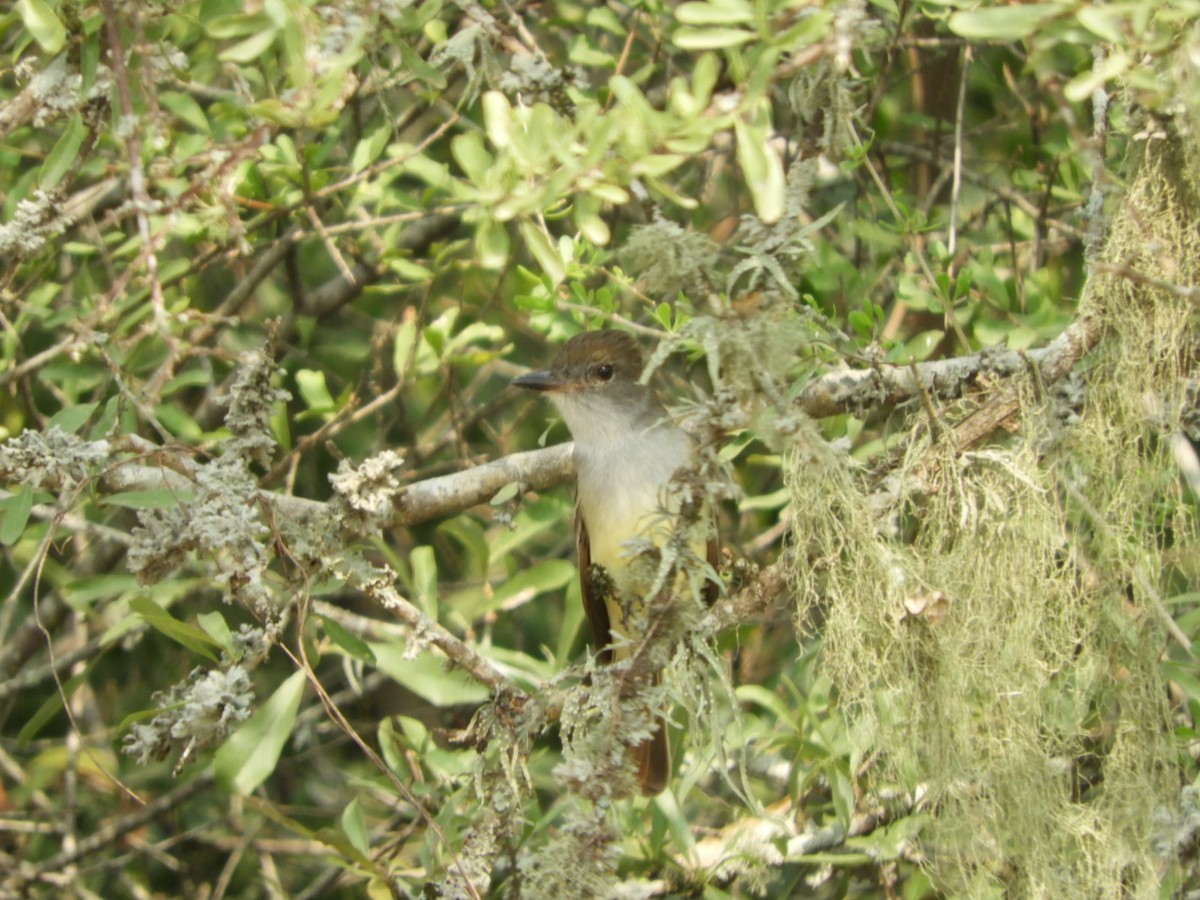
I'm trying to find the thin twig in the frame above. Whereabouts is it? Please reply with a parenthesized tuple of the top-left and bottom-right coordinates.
(947, 46, 971, 262)
(3, 774, 212, 889)
(100, 0, 168, 335)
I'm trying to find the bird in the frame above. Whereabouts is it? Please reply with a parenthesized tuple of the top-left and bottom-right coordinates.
(512, 330, 717, 794)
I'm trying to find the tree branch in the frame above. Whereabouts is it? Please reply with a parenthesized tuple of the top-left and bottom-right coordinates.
(794, 313, 1104, 420)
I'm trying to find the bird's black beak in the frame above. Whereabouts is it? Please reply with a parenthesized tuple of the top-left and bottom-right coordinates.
(511, 369, 566, 392)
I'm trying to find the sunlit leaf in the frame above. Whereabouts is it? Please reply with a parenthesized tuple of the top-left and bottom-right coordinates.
(198, 611, 235, 657)
(734, 115, 784, 224)
(214, 669, 306, 795)
(296, 369, 335, 413)
(0, 485, 33, 546)
(476, 217, 511, 268)
(676, 0, 753, 26)
(369, 644, 490, 706)
(518, 219, 566, 285)
(18, 0, 66, 53)
(948, 4, 1064, 40)
(220, 27, 278, 63)
(673, 26, 755, 49)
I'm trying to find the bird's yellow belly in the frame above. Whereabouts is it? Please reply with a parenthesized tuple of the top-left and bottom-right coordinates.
(583, 493, 708, 658)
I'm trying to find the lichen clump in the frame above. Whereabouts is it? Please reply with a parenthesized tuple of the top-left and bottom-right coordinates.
(790, 132, 1197, 895)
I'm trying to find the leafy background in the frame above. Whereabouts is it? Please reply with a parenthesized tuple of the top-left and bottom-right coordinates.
(2, 0, 1199, 897)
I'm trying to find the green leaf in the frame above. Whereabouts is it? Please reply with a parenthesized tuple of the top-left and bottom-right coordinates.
(352, 123, 392, 172)
(392, 315, 419, 379)
(518, 219, 566, 285)
(220, 27, 279, 63)
(40, 113, 87, 190)
(482, 91, 513, 150)
(829, 762, 855, 825)
(320, 615, 377, 664)
(378, 717, 404, 775)
(396, 40, 447, 88)
(587, 182, 630, 204)
(48, 402, 100, 434)
(246, 98, 306, 128)
(341, 797, 370, 857)
(903, 329, 945, 362)
(198, 611, 235, 657)
(848, 309, 873, 337)
(676, 0, 754, 26)
(80, 30, 100, 93)
(1165, 660, 1200, 705)
(476, 218, 511, 269)
(387, 0, 445, 34)
(130, 596, 221, 662)
(0, 485, 34, 546)
(369, 643, 490, 706)
(18, 0, 66, 53)
(397, 714, 430, 746)
(1074, 4, 1124, 42)
(411, 545, 438, 619)
(206, 13, 274, 38)
(162, 369, 217, 398)
(102, 489, 192, 510)
(63, 573, 139, 608)
(450, 131, 494, 183)
(554, 577, 586, 665)
(1064, 52, 1130, 103)
(160, 91, 212, 134)
(569, 37, 615, 68)
(407, 248, 447, 291)
(734, 115, 785, 224)
(673, 26, 755, 49)
(738, 487, 789, 511)
(736, 683, 795, 725)
(437, 516, 490, 577)
(574, 200, 611, 245)
(155, 404, 204, 441)
(215, 669, 307, 795)
(629, 154, 687, 178)
(947, 4, 1063, 41)
(295, 369, 335, 413)
(491, 560, 574, 610)
(653, 788, 698, 856)
(490, 482, 520, 506)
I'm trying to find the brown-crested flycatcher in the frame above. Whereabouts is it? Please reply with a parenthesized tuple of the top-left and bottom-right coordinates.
(512, 330, 716, 794)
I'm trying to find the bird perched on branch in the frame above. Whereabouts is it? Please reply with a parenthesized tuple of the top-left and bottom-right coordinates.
(513, 330, 717, 794)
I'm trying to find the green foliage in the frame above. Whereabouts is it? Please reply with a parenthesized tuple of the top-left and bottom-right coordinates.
(1, 0, 1199, 897)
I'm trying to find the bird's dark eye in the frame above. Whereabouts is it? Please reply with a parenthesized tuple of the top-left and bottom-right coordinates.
(595, 363, 615, 381)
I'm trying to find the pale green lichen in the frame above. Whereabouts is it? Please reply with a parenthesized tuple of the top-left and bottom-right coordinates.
(789, 130, 1197, 897)
(122, 663, 254, 768)
(329, 449, 406, 521)
(128, 347, 289, 619)
(0, 426, 109, 490)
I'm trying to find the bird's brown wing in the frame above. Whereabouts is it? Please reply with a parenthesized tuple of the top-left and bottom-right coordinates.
(633, 724, 670, 795)
(575, 502, 614, 664)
